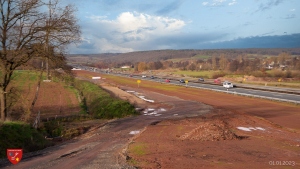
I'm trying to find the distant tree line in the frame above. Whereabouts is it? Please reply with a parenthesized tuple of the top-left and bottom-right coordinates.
(87, 52, 300, 79)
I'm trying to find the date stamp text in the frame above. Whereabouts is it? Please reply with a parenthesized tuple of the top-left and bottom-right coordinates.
(269, 161, 295, 166)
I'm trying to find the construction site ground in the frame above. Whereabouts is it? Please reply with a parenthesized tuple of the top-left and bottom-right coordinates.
(1, 70, 299, 168)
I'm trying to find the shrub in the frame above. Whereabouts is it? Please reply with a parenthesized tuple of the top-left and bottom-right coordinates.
(73, 80, 138, 119)
(291, 71, 300, 78)
(212, 71, 226, 79)
(251, 71, 265, 77)
(0, 122, 53, 159)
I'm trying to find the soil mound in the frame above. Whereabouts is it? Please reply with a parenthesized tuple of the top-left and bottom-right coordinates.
(180, 120, 240, 141)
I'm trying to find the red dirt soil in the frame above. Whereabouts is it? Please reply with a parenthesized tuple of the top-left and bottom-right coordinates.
(11, 80, 81, 120)
(75, 70, 300, 131)
(127, 109, 300, 168)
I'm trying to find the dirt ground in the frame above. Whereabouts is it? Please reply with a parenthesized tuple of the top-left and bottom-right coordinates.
(1, 81, 213, 168)
(74, 70, 300, 168)
(127, 109, 300, 168)
(3, 70, 299, 168)
(74, 70, 300, 131)
(10, 79, 81, 121)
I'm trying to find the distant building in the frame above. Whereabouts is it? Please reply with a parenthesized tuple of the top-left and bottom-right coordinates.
(121, 66, 130, 69)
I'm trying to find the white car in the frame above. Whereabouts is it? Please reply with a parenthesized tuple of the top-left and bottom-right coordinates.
(142, 75, 146, 78)
(223, 81, 233, 88)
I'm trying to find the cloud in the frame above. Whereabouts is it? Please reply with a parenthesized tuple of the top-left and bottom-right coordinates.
(255, 0, 285, 12)
(198, 33, 300, 49)
(155, 0, 185, 15)
(85, 15, 107, 20)
(229, 0, 236, 6)
(210, 0, 227, 6)
(72, 12, 187, 53)
(290, 9, 295, 11)
(242, 22, 253, 26)
(282, 14, 296, 19)
(202, 2, 208, 5)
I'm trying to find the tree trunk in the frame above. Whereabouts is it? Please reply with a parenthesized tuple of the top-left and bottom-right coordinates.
(0, 88, 7, 121)
(30, 63, 44, 112)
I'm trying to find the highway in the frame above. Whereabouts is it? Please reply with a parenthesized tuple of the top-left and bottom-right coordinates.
(71, 65, 300, 104)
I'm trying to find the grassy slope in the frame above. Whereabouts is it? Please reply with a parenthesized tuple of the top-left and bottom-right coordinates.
(0, 121, 53, 159)
(74, 79, 138, 119)
(0, 71, 139, 159)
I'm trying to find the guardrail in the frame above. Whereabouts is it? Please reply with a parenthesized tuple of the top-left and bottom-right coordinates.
(72, 65, 300, 105)
(145, 78, 300, 105)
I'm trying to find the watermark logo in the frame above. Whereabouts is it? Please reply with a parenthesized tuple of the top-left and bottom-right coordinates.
(7, 149, 23, 165)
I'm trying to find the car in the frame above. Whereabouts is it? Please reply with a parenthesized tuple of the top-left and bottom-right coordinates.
(150, 76, 155, 79)
(142, 75, 146, 78)
(129, 75, 133, 77)
(198, 78, 204, 81)
(179, 79, 185, 83)
(214, 79, 221, 83)
(223, 81, 233, 88)
(165, 79, 170, 82)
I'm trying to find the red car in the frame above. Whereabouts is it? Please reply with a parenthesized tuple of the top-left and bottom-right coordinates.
(214, 79, 221, 83)
(165, 79, 170, 82)
(129, 75, 133, 77)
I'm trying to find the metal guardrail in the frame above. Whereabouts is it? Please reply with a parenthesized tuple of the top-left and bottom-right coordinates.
(72, 65, 300, 105)
(147, 79, 300, 105)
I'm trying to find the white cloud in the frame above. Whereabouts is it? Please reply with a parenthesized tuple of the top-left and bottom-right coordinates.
(290, 9, 295, 11)
(94, 38, 133, 53)
(210, 0, 227, 6)
(85, 15, 107, 20)
(202, 2, 208, 5)
(75, 12, 186, 53)
(229, 2, 236, 5)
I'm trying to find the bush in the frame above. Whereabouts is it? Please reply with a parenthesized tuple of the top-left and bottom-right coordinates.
(0, 122, 53, 159)
(269, 70, 284, 78)
(251, 71, 265, 77)
(212, 71, 226, 79)
(291, 71, 300, 78)
(73, 80, 138, 119)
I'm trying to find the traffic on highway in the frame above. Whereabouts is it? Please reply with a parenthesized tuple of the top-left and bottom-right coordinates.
(71, 65, 300, 104)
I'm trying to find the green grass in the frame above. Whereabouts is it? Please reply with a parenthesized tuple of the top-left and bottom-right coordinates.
(0, 121, 53, 159)
(167, 55, 211, 62)
(165, 70, 218, 78)
(73, 79, 138, 119)
(224, 75, 244, 78)
(129, 142, 149, 156)
(191, 54, 211, 60)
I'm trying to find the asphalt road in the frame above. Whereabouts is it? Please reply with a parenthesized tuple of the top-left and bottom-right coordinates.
(71, 65, 300, 103)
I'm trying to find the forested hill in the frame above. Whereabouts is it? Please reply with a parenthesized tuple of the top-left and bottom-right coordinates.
(67, 48, 300, 63)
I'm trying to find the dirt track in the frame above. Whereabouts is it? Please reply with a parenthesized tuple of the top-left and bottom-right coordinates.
(1, 83, 212, 168)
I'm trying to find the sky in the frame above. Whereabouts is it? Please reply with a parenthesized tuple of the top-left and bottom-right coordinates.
(63, 0, 300, 54)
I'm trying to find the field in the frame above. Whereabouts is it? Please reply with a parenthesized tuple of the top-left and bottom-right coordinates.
(7, 70, 81, 120)
(167, 55, 211, 62)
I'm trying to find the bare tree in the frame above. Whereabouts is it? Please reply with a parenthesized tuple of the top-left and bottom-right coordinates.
(212, 55, 217, 71)
(0, 0, 81, 121)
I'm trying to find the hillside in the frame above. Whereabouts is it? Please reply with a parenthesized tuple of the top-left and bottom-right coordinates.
(67, 48, 300, 64)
